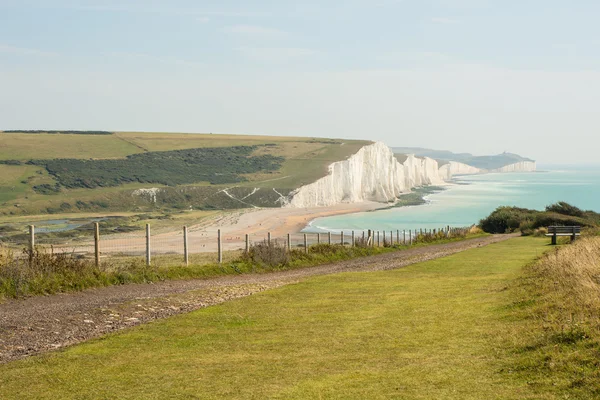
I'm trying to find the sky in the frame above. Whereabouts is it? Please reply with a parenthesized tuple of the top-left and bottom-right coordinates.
(1, 0, 599, 164)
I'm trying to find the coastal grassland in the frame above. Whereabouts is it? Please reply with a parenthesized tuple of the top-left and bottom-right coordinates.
(0, 131, 370, 216)
(113, 131, 336, 151)
(0, 132, 143, 160)
(0, 164, 48, 203)
(503, 237, 600, 398)
(0, 237, 551, 399)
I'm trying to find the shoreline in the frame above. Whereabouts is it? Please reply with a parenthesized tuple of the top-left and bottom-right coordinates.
(302, 184, 454, 233)
(199, 201, 385, 239)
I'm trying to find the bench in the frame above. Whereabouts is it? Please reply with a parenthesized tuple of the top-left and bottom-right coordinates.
(545, 226, 581, 245)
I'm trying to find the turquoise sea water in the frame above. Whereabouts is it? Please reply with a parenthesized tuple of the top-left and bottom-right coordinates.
(303, 166, 600, 233)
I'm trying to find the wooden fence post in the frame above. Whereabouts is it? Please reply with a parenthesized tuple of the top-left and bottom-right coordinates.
(245, 234, 249, 254)
(352, 231, 355, 247)
(217, 229, 222, 264)
(328, 232, 332, 245)
(377, 231, 380, 247)
(287, 233, 291, 252)
(94, 222, 100, 267)
(341, 231, 344, 246)
(267, 232, 271, 247)
(183, 226, 189, 267)
(145, 224, 151, 267)
(28, 225, 35, 263)
(304, 233, 308, 254)
(317, 233, 321, 244)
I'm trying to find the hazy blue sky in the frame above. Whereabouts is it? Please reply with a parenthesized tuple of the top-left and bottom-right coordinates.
(1, 0, 599, 164)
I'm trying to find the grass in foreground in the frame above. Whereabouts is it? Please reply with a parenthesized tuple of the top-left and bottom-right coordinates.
(0, 237, 554, 399)
(503, 237, 600, 398)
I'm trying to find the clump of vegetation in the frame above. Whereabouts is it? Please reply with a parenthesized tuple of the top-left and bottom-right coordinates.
(28, 146, 284, 189)
(32, 183, 61, 195)
(479, 202, 600, 235)
(0, 160, 23, 165)
(0, 246, 160, 298)
(506, 237, 600, 396)
(413, 226, 476, 243)
(240, 240, 290, 269)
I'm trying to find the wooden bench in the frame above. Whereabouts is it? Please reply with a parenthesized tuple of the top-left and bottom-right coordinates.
(546, 226, 581, 245)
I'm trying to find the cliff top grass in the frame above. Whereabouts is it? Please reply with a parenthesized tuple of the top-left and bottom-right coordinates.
(0, 237, 566, 399)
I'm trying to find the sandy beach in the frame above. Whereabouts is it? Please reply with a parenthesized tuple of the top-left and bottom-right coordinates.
(202, 201, 383, 237)
(85, 202, 385, 255)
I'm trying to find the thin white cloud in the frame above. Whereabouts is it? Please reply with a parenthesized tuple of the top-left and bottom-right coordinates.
(224, 25, 287, 36)
(431, 17, 460, 24)
(105, 52, 203, 68)
(0, 44, 57, 56)
(54, 3, 269, 18)
(197, 17, 210, 23)
(237, 47, 314, 62)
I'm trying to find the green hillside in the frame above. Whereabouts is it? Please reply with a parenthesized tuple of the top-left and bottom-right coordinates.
(392, 147, 534, 170)
(0, 131, 370, 216)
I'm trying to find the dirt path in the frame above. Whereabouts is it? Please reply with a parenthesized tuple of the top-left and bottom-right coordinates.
(0, 234, 514, 364)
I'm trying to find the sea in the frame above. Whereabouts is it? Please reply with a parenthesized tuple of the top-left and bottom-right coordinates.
(303, 166, 600, 233)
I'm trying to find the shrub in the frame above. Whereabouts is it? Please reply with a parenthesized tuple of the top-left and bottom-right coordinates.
(29, 145, 284, 189)
(240, 240, 289, 269)
(0, 245, 160, 298)
(545, 201, 584, 217)
(480, 203, 600, 234)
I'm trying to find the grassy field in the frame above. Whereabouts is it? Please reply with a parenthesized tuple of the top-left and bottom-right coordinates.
(0, 132, 143, 160)
(1, 237, 576, 399)
(0, 131, 370, 216)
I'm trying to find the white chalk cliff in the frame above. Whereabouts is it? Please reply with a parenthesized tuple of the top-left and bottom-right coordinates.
(287, 142, 445, 208)
(438, 162, 483, 180)
(490, 161, 537, 173)
(287, 142, 536, 208)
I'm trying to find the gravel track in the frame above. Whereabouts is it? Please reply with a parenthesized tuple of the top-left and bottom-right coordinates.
(0, 234, 514, 364)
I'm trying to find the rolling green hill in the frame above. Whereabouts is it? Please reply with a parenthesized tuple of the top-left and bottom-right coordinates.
(0, 131, 370, 216)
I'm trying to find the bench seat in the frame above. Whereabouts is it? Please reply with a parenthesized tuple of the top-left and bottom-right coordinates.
(546, 226, 581, 245)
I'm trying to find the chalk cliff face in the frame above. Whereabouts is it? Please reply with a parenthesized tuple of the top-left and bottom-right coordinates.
(287, 142, 536, 208)
(287, 142, 444, 208)
(490, 161, 537, 173)
(439, 162, 483, 180)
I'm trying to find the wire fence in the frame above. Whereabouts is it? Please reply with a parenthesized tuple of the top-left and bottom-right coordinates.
(0, 223, 471, 267)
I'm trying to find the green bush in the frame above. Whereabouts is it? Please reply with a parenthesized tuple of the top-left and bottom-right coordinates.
(545, 202, 584, 217)
(479, 203, 600, 234)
